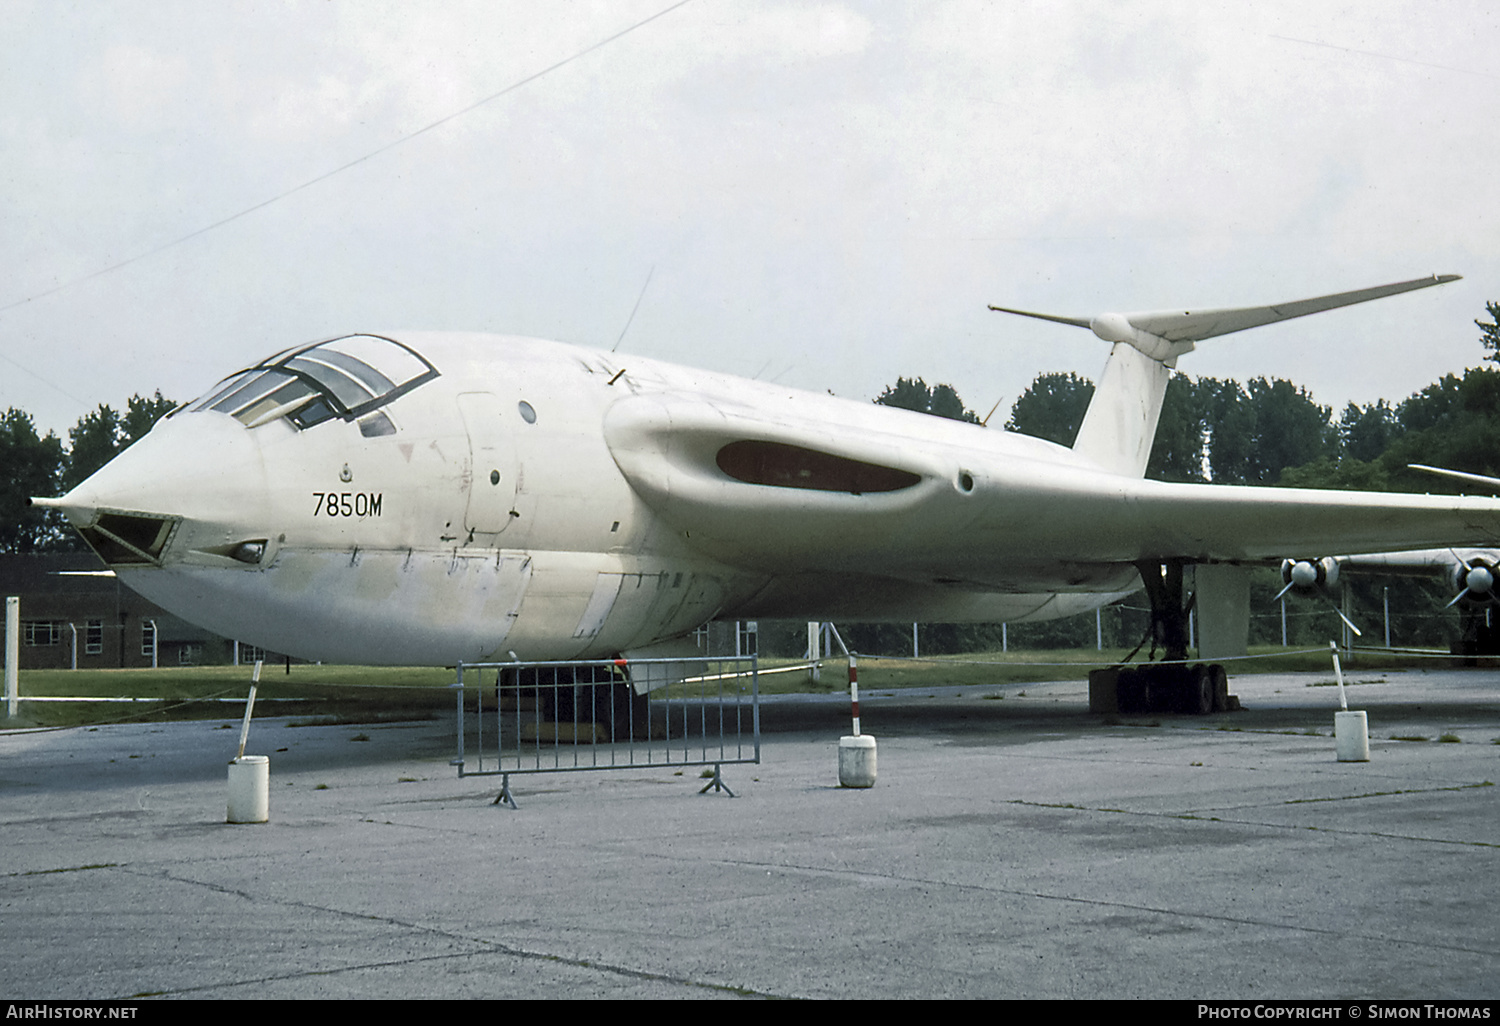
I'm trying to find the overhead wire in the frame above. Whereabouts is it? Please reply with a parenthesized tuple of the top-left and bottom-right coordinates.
(0, 0, 696, 319)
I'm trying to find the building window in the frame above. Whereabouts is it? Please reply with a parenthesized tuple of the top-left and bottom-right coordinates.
(737, 620, 758, 657)
(141, 622, 156, 659)
(85, 620, 103, 656)
(23, 621, 61, 647)
(178, 644, 200, 666)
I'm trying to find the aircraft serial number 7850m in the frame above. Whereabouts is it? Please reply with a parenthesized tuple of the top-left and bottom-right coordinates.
(37, 273, 1500, 712)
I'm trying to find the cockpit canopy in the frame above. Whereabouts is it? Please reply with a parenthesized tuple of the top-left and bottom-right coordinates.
(186, 334, 438, 436)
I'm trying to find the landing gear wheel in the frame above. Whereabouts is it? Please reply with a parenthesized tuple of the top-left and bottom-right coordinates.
(1115, 666, 1144, 714)
(1209, 663, 1229, 713)
(1187, 663, 1214, 715)
(1104, 662, 1227, 715)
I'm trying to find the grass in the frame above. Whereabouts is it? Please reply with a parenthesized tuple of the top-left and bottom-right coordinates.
(760, 643, 1448, 695)
(0, 643, 1471, 729)
(760, 648, 1115, 694)
(14, 663, 455, 697)
(1, 664, 454, 730)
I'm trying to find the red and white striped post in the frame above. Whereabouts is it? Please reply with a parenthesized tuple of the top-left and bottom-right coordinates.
(849, 653, 860, 736)
(838, 651, 876, 787)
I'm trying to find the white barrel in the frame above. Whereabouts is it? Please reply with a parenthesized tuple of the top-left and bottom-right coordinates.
(1334, 711, 1370, 762)
(227, 756, 270, 822)
(838, 734, 877, 788)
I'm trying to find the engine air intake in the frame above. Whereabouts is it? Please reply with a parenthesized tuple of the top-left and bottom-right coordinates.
(715, 440, 919, 494)
(78, 511, 180, 565)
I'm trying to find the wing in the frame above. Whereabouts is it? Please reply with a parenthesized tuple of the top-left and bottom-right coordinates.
(604, 391, 1500, 591)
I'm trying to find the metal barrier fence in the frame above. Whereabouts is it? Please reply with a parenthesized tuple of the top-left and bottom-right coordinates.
(451, 656, 760, 806)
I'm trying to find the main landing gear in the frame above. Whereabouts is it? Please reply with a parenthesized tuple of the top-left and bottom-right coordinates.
(1088, 560, 1236, 716)
(1452, 602, 1500, 660)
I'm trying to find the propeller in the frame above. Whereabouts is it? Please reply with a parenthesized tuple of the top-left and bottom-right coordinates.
(1276, 557, 1362, 637)
(1445, 552, 1498, 609)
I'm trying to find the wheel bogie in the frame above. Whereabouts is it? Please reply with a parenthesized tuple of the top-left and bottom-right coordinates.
(1101, 662, 1230, 715)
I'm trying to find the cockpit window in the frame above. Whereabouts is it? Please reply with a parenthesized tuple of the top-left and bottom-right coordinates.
(188, 334, 438, 430)
(358, 410, 397, 438)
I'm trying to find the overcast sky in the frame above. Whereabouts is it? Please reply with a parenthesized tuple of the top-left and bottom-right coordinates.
(3, 0, 1498, 439)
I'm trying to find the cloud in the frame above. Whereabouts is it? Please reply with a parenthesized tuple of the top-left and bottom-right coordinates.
(92, 42, 193, 131)
(2, 0, 1498, 437)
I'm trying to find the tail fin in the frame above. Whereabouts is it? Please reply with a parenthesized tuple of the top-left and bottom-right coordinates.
(990, 274, 1460, 476)
(1071, 342, 1171, 476)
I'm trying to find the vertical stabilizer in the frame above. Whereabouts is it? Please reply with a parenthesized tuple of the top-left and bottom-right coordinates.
(1071, 343, 1172, 476)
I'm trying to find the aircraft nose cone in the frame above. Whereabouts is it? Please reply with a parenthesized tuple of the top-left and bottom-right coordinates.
(49, 410, 270, 565)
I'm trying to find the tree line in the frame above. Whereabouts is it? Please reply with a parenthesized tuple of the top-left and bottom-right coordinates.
(879, 298, 1500, 493)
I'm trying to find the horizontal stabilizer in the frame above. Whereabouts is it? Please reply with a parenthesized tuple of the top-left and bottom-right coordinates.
(990, 273, 1460, 345)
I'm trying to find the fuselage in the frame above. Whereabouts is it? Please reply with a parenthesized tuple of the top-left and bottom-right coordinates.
(52, 331, 1130, 665)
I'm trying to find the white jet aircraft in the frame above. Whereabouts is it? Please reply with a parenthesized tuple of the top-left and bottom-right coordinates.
(34, 273, 1500, 712)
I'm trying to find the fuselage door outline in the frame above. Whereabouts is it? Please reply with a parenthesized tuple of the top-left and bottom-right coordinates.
(456, 391, 517, 536)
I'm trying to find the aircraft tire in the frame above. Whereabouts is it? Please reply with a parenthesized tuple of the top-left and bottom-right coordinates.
(1115, 666, 1145, 714)
(1140, 673, 1160, 713)
(1209, 663, 1229, 712)
(1187, 664, 1214, 715)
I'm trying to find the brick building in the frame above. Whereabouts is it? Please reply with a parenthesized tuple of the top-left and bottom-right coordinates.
(0, 553, 272, 670)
